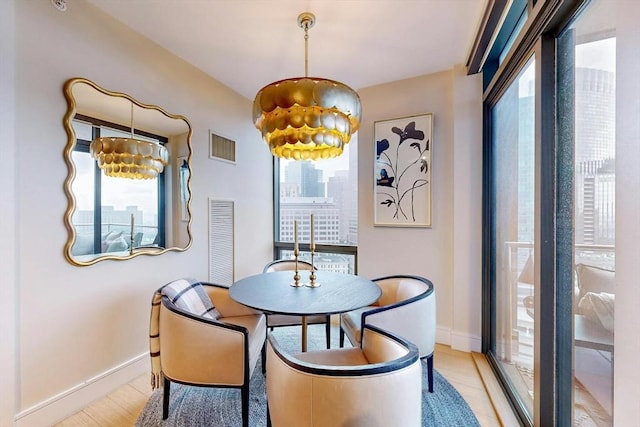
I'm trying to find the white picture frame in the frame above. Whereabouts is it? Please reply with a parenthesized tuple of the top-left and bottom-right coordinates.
(374, 113, 433, 227)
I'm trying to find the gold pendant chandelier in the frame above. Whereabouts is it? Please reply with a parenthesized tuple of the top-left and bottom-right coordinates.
(252, 12, 362, 160)
(90, 103, 169, 179)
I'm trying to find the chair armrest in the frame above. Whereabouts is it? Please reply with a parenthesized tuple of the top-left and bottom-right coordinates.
(363, 291, 436, 358)
(202, 282, 264, 318)
(159, 301, 248, 386)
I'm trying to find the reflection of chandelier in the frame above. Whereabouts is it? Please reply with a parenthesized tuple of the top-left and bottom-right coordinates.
(252, 12, 361, 160)
(90, 103, 168, 179)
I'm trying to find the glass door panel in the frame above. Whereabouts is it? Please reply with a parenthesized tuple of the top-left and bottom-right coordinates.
(490, 56, 536, 419)
(559, 1, 616, 424)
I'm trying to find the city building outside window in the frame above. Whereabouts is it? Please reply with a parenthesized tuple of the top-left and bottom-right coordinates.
(275, 139, 358, 273)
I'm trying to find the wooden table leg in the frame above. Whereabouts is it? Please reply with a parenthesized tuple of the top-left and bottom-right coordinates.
(302, 316, 308, 352)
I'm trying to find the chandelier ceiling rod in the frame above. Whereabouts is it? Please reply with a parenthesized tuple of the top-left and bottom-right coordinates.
(298, 12, 315, 78)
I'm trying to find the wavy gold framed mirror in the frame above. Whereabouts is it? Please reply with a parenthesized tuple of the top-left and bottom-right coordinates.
(63, 77, 193, 266)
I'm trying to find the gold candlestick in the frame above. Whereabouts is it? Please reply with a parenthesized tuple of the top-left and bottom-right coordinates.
(307, 252, 319, 287)
(130, 213, 134, 255)
(291, 220, 302, 287)
(307, 213, 320, 287)
(291, 248, 302, 287)
(310, 214, 314, 252)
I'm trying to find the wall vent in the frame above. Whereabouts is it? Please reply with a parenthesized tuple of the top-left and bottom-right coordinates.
(209, 131, 236, 163)
(208, 199, 234, 286)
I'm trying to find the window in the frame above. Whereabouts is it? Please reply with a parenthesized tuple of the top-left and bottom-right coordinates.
(489, 56, 536, 420)
(274, 138, 358, 273)
(558, 7, 616, 424)
(70, 118, 166, 258)
(474, 0, 629, 424)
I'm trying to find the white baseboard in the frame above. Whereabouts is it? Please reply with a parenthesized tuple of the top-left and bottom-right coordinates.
(436, 326, 451, 346)
(15, 352, 149, 427)
(451, 331, 482, 353)
(436, 326, 482, 353)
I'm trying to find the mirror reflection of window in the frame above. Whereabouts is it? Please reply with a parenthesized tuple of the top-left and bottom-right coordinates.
(63, 78, 193, 266)
(70, 118, 166, 258)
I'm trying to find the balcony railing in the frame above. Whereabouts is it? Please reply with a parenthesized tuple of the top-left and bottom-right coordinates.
(274, 242, 358, 274)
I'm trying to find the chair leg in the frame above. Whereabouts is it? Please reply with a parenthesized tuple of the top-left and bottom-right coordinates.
(267, 402, 272, 427)
(241, 383, 249, 427)
(162, 378, 171, 420)
(427, 354, 434, 393)
(339, 326, 345, 348)
(261, 341, 267, 375)
(325, 315, 331, 349)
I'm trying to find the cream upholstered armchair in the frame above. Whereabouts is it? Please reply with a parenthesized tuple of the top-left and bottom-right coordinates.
(156, 281, 266, 427)
(263, 259, 331, 349)
(339, 275, 436, 392)
(266, 324, 422, 427)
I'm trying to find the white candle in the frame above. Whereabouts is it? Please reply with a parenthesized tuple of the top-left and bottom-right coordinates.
(294, 220, 299, 252)
(310, 213, 314, 251)
(130, 213, 134, 237)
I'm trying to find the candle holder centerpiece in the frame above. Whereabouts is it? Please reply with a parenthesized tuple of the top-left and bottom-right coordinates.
(306, 213, 320, 287)
(307, 250, 320, 287)
(129, 213, 134, 255)
(291, 249, 303, 287)
(291, 220, 303, 287)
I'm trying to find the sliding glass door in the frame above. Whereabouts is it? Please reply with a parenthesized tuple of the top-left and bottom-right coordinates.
(488, 56, 536, 421)
(558, 3, 616, 424)
(480, 0, 628, 424)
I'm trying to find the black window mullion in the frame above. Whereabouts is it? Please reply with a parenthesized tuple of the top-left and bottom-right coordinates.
(482, 101, 495, 355)
(92, 126, 102, 254)
(555, 25, 577, 427)
(272, 156, 280, 260)
(157, 170, 166, 248)
(536, 34, 561, 427)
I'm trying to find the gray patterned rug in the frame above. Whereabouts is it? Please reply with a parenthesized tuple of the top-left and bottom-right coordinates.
(136, 325, 479, 426)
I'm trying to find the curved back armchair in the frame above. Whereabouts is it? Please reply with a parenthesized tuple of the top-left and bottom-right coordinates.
(263, 259, 331, 349)
(339, 275, 436, 391)
(266, 324, 422, 427)
(157, 281, 266, 427)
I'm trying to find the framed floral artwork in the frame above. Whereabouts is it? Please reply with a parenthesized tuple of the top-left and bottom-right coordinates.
(374, 113, 433, 227)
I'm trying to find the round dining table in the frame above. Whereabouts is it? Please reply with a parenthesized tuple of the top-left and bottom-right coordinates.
(229, 270, 381, 351)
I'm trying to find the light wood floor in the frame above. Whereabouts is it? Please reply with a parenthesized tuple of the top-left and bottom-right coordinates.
(55, 343, 502, 427)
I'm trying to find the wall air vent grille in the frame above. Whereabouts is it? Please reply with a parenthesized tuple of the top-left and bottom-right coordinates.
(209, 131, 236, 163)
(208, 199, 234, 285)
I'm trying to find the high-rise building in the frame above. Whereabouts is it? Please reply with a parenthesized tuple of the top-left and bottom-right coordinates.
(284, 161, 325, 197)
(327, 170, 356, 244)
(279, 197, 340, 244)
(575, 67, 615, 245)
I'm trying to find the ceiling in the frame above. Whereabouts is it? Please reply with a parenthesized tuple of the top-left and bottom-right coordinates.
(85, 0, 486, 101)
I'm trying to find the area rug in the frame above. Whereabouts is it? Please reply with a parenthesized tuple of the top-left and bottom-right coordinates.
(136, 325, 479, 426)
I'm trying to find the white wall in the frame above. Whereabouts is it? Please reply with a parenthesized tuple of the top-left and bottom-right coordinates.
(1, 1, 17, 426)
(451, 65, 483, 351)
(9, 1, 272, 425)
(357, 69, 483, 351)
